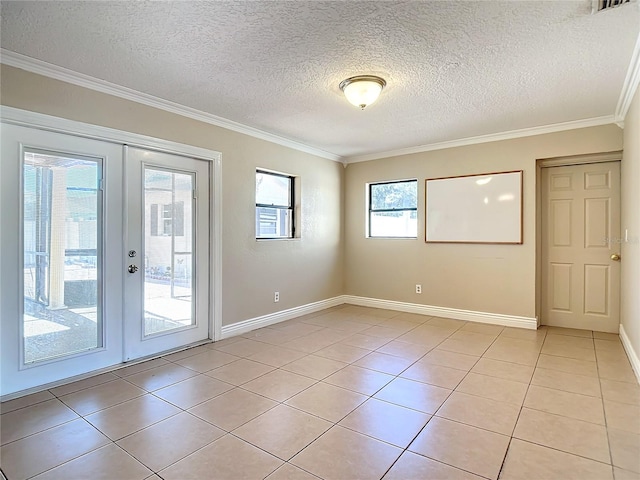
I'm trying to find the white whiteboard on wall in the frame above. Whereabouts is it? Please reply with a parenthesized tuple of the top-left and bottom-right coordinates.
(426, 170, 523, 244)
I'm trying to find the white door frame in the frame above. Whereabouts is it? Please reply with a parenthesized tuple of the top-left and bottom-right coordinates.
(535, 150, 623, 329)
(0, 106, 222, 397)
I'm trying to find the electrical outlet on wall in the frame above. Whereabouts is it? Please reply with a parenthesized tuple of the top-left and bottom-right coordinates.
(415, 284, 422, 294)
(274, 292, 280, 302)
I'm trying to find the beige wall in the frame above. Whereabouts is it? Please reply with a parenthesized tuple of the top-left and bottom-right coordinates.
(344, 126, 623, 319)
(0, 65, 345, 327)
(622, 87, 640, 361)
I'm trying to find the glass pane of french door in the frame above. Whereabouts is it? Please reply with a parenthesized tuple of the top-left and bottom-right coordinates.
(144, 168, 195, 335)
(23, 149, 103, 363)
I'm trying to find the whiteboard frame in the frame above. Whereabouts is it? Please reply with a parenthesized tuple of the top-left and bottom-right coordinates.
(425, 170, 523, 244)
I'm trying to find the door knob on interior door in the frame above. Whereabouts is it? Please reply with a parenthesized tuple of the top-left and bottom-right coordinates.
(610, 253, 621, 261)
(128, 264, 139, 273)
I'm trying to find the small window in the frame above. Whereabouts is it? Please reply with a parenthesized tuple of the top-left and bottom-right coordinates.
(150, 201, 184, 237)
(256, 170, 294, 239)
(368, 179, 418, 238)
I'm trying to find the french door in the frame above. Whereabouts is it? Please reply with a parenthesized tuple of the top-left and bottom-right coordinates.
(1, 121, 214, 397)
(123, 147, 210, 360)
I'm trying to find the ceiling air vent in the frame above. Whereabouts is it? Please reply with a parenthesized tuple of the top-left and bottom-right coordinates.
(592, 0, 630, 12)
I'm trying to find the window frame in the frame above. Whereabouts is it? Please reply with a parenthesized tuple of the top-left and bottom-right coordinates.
(150, 201, 185, 237)
(255, 169, 295, 240)
(368, 179, 418, 239)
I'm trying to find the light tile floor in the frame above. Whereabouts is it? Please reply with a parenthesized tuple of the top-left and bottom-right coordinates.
(2, 305, 640, 480)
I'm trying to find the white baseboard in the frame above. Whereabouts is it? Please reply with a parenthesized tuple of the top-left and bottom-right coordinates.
(619, 324, 640, 384)
(221, 295, 537, 339)
(220, 296, 346, 339)
(343, 296, 538, 330)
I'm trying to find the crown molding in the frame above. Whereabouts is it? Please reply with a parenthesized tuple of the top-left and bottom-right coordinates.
(344, 115, 618, 163)
(0, 49, 343, 163)
(615, 30, 640, 122)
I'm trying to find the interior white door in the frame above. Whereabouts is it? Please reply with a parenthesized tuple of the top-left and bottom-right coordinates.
(123, 146, 211, 360)
(541, 161, 621, 332)
(0, 123, 124, 396)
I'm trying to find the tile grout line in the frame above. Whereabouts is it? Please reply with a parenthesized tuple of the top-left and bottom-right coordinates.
(424, 327, 515, 480)
(169, 313, 413, 478)
(225, 307, 411, 478)
(44, 365, 234, 477)
(595, 335, 617, 475)
(495, 326, 547, 480)
(370, 320, 491, 479)
(501, 329, 622, 476)
(239, 313, 464, 480)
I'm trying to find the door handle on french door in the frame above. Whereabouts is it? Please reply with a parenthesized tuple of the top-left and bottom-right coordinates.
(128, 265, 139, 273)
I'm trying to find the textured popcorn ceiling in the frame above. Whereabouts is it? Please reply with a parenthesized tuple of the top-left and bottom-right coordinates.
(1, 1, 639, 160)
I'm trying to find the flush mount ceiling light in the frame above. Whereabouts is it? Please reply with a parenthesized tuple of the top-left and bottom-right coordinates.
(339, 75, 386, 110)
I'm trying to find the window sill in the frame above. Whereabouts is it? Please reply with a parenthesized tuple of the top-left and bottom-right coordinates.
(256, 237, 301, 242)
(366, 236, 418, 240)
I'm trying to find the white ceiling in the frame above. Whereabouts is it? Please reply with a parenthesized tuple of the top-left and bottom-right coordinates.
(1, 1, 639, 162)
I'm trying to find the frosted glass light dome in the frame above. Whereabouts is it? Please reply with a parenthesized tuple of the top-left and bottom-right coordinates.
(339, 75, 386, 109)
